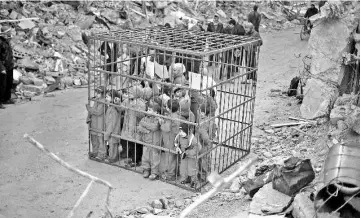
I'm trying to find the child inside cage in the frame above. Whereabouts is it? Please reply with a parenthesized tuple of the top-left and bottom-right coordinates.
(170, 63, 186, 85)
(198, 102, 218, 181)
(175, 122, 202, 188)
(175, 88, 195, 123)
(103, 89, 122, 163)
(86, 86, 106, 159)
(118, 85, 147, 167)
(138, 102, 162, 180)
(159, 99, 183, 181)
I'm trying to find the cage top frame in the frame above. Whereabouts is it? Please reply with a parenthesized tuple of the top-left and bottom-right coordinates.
(90, 27, 262, 56)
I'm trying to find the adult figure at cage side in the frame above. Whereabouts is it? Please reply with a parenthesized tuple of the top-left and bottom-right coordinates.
(244, 22, 263, 81)
(99, 41, 118, 88)
(304, 4, 319, 30)
(207, 14, 223, 67)
(247, 5, 261, 32)
(0, 27, 15, 105)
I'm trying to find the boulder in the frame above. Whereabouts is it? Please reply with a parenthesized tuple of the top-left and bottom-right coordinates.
(19, 76, 33, 85)
(300, 78, 339, 119)
(44, 76, 56, 85)
(32, 78, 44, 86)
(151, 199, 163, 209)
(291, 19, 301, 25)
(330, 105, 351, 125)
(334, 93, 359, 106)
(17, 57, 39, 70)
(308, 16, 352, 84)
(345, 107, 360, 134)
(292, 192, 316, 218)
(21, 84, 44, 94)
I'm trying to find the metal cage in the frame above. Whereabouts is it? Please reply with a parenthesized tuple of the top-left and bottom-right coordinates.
(87, 27, 261, 191)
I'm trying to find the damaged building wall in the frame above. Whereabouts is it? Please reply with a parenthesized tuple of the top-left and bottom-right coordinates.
(300, 0, 360, 120)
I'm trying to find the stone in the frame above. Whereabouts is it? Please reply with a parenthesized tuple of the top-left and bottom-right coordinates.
(67, 26, 82, 41)
(9, 10, 18, 20)
(0, 9, 9, 17)
(136, 206, 153, 214)
(272, 157, 315, 196)
(56, 31, 66, 38)
(345, 107, 360, 134)
(263, 152, 273, 158)
(264, 129, 275, 134)
(18, 20, 35, 30)
(76, 15, 95, 30)
(291, 19, 301, 25)
(330, 105, 350, 125)
(32, 78, 44, 86)
(308, 15, 351, 84)
(250, 183, 292, 215)
(229, 177, 241, 193)
(292, 192, 316, 218)
(174, 200, 183, 208)
(243, 171, 274, 198)
(334, 93, 359, 106)
(159, 197, 169, 209)
(337, 120, 348, 131)
(184, 199, 192, 205)
(17, 58, 39, 70)
(151, 200, 163, 209)
(19, 76, 33, 85)
(71, 45, 82, 54)
(44, 76, 56, 85)
(300, 78, 339, 119)
(216, 9, 227, 18)
(152, 208, 163, 215)
(143, 215, 171, 218)
(21, 84, 44, 94)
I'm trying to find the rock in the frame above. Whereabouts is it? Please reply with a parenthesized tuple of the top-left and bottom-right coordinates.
(67, 26, 82, 41)
(292, 192, 316, 218)
(300, 78, 339, 119)
(185, 199, 192, 205)
(143, 214, 171, 218)
(291, 19, 301, 25)
(152, 208, 163, 215)
(264, 129, 275, 134)
(17, 58, 39, 70)
(32, 78, 44, 86)
(174, 200, 183, 208)
(283, 21, 295, 29)
(18, 20, 35, 30)
(216, 9, 227, 18)
(334, 93, 359, 106)
(250, 183, 292, 215)
(21, 84, 44, 94)
(136, 206, 152, 214)
(9, 10, 18, 20)
(243, 171, 274, 198)
(19, 76, 33, 85)
(23, 91, 36, 98)
(258, 138, 267, 144)
(73, 78, 81, 86)
(229, 177, 241, 193)
(56, 31, 66, 38)
(308, 16, 351, 84)
(159, 197, 169, 209)
(263, 152, 273, 158)
(0, 9, 9, 17)
(330, 105, 350, 125)
(272, 157, 315, 196)
(71, 45, 82, 54)
(151, 200, 163, 209)
(345, 107, 360, 134)
(44, 76, 56, 85)
(337, 120, 348, 131)
(76, 15, 95, 30)
(80, 77, 88, 85)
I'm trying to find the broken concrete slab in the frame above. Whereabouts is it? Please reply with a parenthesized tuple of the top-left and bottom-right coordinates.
(21, 84, 44, 94)
(300, 78, 339, 119)
(250, 183, 292, 215)
(292, 192, 316, 218)
(272, 158, 315, 196)
(308, 18, 351, 84)
(17, 57, 39, 70)
(243, 171, 274, 198)
(18, 19, 36, 30)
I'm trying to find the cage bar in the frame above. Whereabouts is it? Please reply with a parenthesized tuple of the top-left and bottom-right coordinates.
(86, 27, 261, 191)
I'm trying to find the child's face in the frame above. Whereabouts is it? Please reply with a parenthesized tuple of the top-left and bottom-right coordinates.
(95, 91, 102, 99)
(179, 129, 187, 138)
(175, 90, 183, 98)
(200, 111, 206, 118)
(105, 94, 112, 103)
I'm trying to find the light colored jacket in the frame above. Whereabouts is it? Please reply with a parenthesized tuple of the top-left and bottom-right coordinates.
(86, 101, 105, 136)
(104, 106, 121, 144)
(118, 98, 146, 140)
(138, 116, 161, 146)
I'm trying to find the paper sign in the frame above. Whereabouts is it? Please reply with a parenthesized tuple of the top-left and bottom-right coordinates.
(188, 72, 217, 94)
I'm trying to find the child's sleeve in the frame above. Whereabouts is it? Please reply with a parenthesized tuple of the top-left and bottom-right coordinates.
(186, 138, 202, 157)
(138, 118, 150, 133)
(199, 128, 211, 147)
(88, 103, 104, 116)
(160, 118, 171, 132)
(140, 118, 159, 131)
(104, 110, 117, 141)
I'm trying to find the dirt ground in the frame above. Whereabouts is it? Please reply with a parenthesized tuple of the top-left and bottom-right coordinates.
(0, 27, 309, 218)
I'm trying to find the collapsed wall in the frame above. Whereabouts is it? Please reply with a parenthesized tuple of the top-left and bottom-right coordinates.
(300, 0, 360, 122)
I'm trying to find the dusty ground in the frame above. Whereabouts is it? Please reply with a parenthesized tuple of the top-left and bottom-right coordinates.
(0, 27, 309, 218)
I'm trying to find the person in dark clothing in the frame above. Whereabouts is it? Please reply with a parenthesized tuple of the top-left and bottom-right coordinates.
(318, 1, 327, 11)
(304, 4, 319, 18)
(99, 42, 118, 86)
(207, 15, 224, 67)
(207, 15, 223, 33)
(248, 5, 261, 32)
(304, 4, 319, 29)
(0, 35, 14, 105)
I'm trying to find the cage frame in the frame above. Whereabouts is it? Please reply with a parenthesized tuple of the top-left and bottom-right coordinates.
(86, 26, 261, 192)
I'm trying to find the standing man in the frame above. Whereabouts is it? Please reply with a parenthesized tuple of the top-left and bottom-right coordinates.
(207, 14, 224, 33)
(0, 28, 14, 106)
(207, 14, 223, 67)
(248, 5, 261, 32)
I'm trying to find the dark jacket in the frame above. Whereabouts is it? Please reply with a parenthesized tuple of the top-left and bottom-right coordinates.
(86, 101, 105, 136)
(304, 7, 319, 18)
(248, 11, 261, 32)
(207, 22, 224, 33)
(234, 23, 246, 36)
